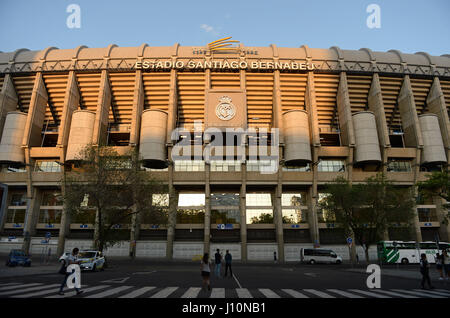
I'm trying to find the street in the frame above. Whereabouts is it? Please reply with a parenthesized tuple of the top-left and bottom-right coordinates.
(0, 257, 449, 298)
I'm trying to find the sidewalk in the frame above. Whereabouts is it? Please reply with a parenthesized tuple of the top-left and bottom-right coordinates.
(0, 261, 60, 278)
(346, 267, 450, 281)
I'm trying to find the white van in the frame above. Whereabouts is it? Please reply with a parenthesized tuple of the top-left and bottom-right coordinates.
(300, 248, 342, 264)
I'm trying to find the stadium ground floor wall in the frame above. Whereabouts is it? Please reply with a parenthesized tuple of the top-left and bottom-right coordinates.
(0, 237, 378, 262)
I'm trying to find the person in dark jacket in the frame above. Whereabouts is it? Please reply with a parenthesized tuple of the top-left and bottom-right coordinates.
(224, 250, 233, 278)
(214, 249, 222, 278)
(420, 253, 434, 289)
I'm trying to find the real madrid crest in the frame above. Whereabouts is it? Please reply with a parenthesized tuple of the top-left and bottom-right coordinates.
(216, 96, 236, 121)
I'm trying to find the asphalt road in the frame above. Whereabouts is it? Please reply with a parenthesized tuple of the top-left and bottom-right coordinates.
(0, 258, 449, 298)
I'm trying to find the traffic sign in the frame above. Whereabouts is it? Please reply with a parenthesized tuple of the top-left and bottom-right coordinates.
(347, 237, 353, 245)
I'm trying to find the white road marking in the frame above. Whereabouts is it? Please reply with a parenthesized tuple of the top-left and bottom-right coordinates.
(181, 287, 202, 298)
(348, 289, 391, 298)
(0, 283, 20, 287)
(233, 274, 242, 288)
(46, 285, 110, 298)
(259, 289, 280, 298)
(0, 284, 59, 296)
(101, 277, 130, 284)
(119, 286, 156, 298)
(236, 288, 253, 298)
(150, 287, 178, 298)
(210, 288, 225, 298)
(11, 285, 88, 298)
(304, 273, 317, 277)
(85, 286, 133, 298)
(303, 289, 336, 298)
(327, 289, 365, 298)
(0, 283, 42, 292)
(281, 289, 309, 298)
(412, 289, 450, 297)
(391, 289, 445, 298)
(372, 290, 418, 298)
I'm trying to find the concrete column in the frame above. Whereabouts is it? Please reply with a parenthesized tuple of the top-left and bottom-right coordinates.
(57, 204, 70, 256)
(240, 162, 248, 262)
(129, 70, 144, 146)
(57, 170, 70, 257)
(273, 182, 284, 263)
(305, 72, 321, 147)
(204, 163, 211, 255)
(273, 70, 284, 143)
(397, 74, 426, 243)
(22, 187, 41, 254)
(22, 72, 48, 147)
(0, 183, 8, 232)
(57, 71, 80, 152)
(368, 73, 391, 148)
(129, 206, 140, 258)
(368, 73, 391, 172)
(166, 70, 178, 143)
(0, 74, 19, 141)
(398, 75, 423, 148)
(427, 77, 450, 165)
(412, 149, 423, 242)
(166, 147, 178, 260)
(347, 147, 354, 180)
(307, 185, 320, 246)
(305, 71, 321, 245)
(56, 72, 80, 256)
(22, 147, 41, 254)
(336, 72, 356, 147)
(92, 70, 111, 146)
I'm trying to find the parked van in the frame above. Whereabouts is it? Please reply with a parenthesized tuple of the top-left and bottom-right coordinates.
(300, 248, 342, 264)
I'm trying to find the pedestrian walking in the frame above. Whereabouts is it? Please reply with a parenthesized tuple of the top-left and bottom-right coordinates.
(419, 253, 434, 289)
(201, 253, 211, 291)
(214, 249, 222, 278)
(443, 250, 450, 280)
(224, 250, 232, 278)
(59, 248, 83, 295)
(435, 253, 444, 280)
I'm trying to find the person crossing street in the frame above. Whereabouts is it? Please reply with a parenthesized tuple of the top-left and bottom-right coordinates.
(224, 250, 233, 278)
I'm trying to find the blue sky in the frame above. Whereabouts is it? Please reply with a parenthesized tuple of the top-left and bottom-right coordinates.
(0, 0, 449, 56)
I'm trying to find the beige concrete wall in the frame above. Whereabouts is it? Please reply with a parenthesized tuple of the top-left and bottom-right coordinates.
(0, 75, 19, 141)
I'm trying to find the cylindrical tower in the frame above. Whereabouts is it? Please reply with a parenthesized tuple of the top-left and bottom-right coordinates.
(282, 110, 312, 165)
(0, 111, 28, 163)
(140, 109, 168, 169)
(65, 110, 96, 161)
(419, 113, 447, 164)
(352, 111, 382, 163)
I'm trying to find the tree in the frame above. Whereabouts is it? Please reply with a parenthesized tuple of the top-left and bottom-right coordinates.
(62, 144, 167, 253)
(417, 170, 450, 225)
(250, 213, 292, 224)
(321, 174, 416, 262)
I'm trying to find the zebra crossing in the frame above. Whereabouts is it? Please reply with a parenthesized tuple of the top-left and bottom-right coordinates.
(0, 282, 449, 298)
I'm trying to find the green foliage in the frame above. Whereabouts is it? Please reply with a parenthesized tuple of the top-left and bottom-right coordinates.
(62, 144, 168, 252)
(321, 173, 416, 261)
(250, 213, 291, 224)
(418, 171, 450, 225)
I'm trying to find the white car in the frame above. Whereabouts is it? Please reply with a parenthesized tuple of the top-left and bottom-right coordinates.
(77, 250, 106, 271)
(300, 248, 343, 264)
(59, 252, 71, 264)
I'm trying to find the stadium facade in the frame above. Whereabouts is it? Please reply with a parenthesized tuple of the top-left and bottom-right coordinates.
(0, 42, 449, 262)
